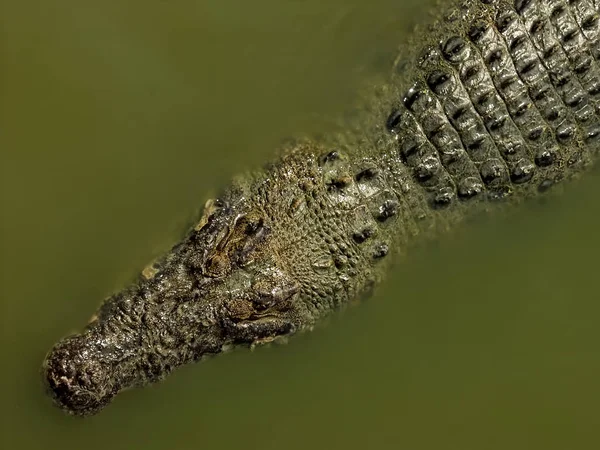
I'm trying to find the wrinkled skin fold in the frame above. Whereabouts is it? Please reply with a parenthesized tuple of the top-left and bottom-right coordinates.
(44, 0, 600, 415)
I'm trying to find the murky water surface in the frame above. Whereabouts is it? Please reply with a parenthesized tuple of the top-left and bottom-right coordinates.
(2, 1, 600, 449)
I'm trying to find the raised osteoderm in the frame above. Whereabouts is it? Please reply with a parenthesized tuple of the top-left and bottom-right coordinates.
(43, 0, 599, 415)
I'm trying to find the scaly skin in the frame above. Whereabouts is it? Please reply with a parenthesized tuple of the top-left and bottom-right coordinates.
(43, 0, 600, 416)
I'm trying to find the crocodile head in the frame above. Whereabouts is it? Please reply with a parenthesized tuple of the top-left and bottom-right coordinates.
(43, 176, 314, 416)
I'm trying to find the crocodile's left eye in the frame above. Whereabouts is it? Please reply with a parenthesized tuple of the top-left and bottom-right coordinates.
(239, 214, 264, 235)
(204, 253, 231, 278)
(231, 213, 270, 266)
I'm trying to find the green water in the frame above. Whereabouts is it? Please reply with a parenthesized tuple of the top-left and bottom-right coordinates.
(3, 1, 600, 449)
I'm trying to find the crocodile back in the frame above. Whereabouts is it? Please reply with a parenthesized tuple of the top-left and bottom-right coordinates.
(385, 0, 599, 206)
(261, 0, 600, 317)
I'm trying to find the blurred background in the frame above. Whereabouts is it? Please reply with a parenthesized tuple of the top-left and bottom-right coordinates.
(2, 1, 600, 449)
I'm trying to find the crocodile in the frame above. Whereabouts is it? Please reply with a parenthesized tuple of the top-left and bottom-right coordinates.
(43, 0, 600, 416)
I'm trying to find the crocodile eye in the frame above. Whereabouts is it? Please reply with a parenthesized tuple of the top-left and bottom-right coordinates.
(245, 217, 263, 235)
(234, 213, 264, 236)
(204, 253, 231, 278)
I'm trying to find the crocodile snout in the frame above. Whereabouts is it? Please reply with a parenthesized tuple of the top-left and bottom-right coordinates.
(43, 335, 116, 416)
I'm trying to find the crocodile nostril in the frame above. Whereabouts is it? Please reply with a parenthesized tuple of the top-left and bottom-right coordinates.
(43, 336, 116, 416)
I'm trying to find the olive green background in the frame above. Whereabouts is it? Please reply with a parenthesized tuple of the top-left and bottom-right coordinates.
(2, 1, 600, 449)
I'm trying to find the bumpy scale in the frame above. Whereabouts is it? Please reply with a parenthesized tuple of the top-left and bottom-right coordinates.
(44, 0, 600, 416)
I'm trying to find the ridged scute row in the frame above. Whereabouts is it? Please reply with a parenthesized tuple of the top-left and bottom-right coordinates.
(385, 0, 600, 209)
